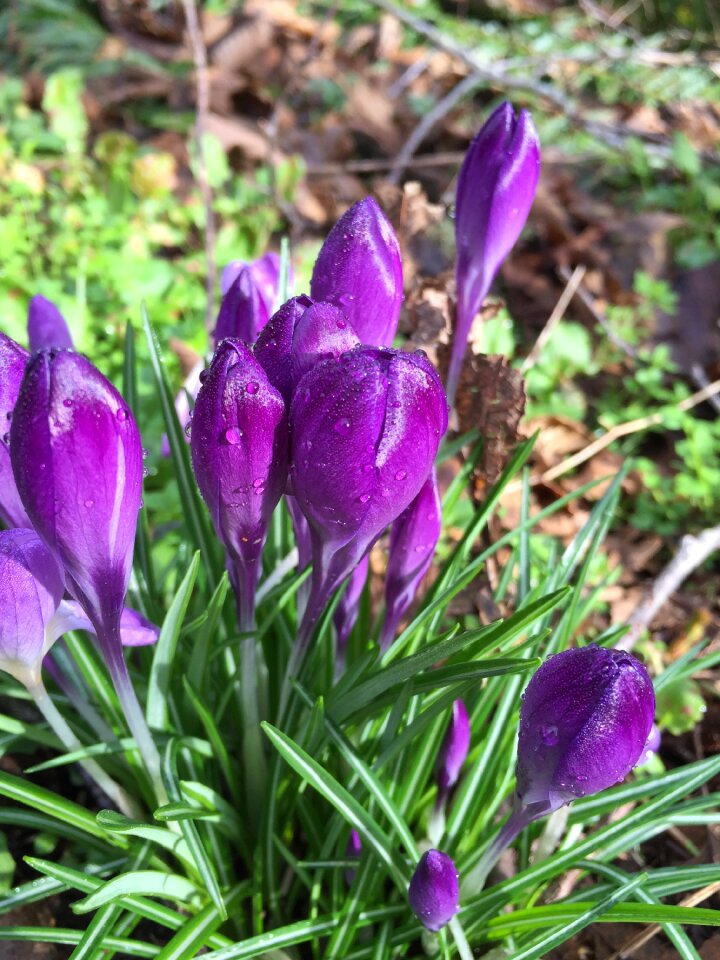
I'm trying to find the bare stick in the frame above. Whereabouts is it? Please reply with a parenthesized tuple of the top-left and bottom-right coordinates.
(521, 265, 586, 373)
(182, 0, 217, 330)
(557, 265, 640, 360)
(617, 524, 720, 651)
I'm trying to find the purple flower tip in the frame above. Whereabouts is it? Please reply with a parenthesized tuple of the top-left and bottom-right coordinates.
(516, 645, 655, 816)
(0, 332, 32, 528)
(27, 295, 74, 351)
(408, 849, 459, 932)
(221, 251, 288, 315)
(437, 699, 471, 793)
(310, 197, 403, 346)
(213, 266, 270, 347)
(344, 829, 362, 885)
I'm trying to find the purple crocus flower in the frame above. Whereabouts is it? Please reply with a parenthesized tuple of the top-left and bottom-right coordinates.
(516, 645, 655, 817)
(290, 346, 447, 654)
(334, 553, 369, 662)
(310, 198, 403, 346)
(27, 295, 74, 351)
(447, 102, 540, 405)
(254, 296, 313, 404)
(213, 266, 269, 348)
(221, 251, 287, 313)
(437, 699, 470, 795)
(380, 469, 441, 651)
(0, 333, 31, 528)
(408, 849, 459, 932)
(190, 338, 288, 630)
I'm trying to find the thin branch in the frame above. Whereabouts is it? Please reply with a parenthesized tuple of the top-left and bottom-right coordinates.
(521, 265, 587, 373)
(182, 0, 217, 331)
(557, 266, 639, 360)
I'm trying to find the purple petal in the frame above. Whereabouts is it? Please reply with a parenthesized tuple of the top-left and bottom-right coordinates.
(516, 645, 655, 816)
(221, 252, 288, 313)
(254, 296, 313, 404)
(27, 295, 74, 351)
(334, 553, 369, 655)
(190, 339, 288, 627)
(310, 198, 403, 346)
(9, 349, 143, 646)
(50, 599, 159, 647)
(0, 333, 32, 528)
(213, 266, 270, 347)
(408, 849, 459, 932)
(0, 528, 64, 683)
(380, 468, 441, 650)
(437, 699, 470, 793)
(290, 302, 360, 390)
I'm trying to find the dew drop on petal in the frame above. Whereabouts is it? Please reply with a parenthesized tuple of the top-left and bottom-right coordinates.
(63, 398, 72, 408)
(395, 469, 407, 481)
(116, 407, 128, 421)
(84, 499, 94, 508)
(225, 426, 243, 445)
(246, 381, 259, 395)
(334, 417, 351, 436)
(539, 723, 559, 746)
(358, 493, 371, 504)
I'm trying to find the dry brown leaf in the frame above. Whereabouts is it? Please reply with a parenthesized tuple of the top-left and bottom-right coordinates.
(210, 15, 275, 74)
(345, 81, 402, 155)
(204, 113, 273, 162)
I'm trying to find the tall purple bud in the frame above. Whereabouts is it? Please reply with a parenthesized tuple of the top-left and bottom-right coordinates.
(334, 553, 369, 664)
(190, 339, 288, 630)
(447, 103, 540, 405)
(380, 469, 441, 651)
(290, 347, 447, 668)
(27, 295, 74, 351)
(221, 251, 287, 314)
(8, 349, 165, 800)
(213, 266, 269, 347)
(437, 699, 470, 796)
(310, 198, 403, 346)
(0, 333, 31, 528)
(408, 850, 459, 932)
(516, 645, 655, 817)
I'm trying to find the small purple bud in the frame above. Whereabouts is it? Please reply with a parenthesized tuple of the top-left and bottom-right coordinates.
(447, 103, 540, 404)
(0, 529, 64, 685)
(0, 333, 32, 528)
(190, 339, 288, 628)
(334, 553, 369, 658)
(27, 295, 74, 351)
(380, 469, 441, 651)
(254, 296, 313, 404)
(310, 198, 403, 346)
(437, 699, 470, 794)
(221, 252, 288, 313)
(516, 645, 655, 816)
(290, 301, 360, 389)
(290, 346, 447, 647)
(344, 829, 362, 886)
(10, 350, 143, 653)
(213, 266, 270, 347)
(408, 849, 459, 933)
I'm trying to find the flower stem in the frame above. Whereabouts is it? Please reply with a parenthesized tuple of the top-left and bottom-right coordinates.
(461, 806, 534, 895)
(27, 679, 139, 818)
(447, 916, 474, 960)
(235, 562, 267, 827)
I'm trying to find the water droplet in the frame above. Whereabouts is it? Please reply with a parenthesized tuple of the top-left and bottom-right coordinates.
(84, 499, 94, 508)
(63, 398, 72, 408)
(358, 493, 371, 504)
(1, 433, 9, 445)
(142, 466, 149, 478)
(334, 417, 351, 436)
(392, 400, 401, 408)
(336, 318, 347, 329)
(539, 723, 558, 746)
(184, 422, 192, 438)
(246, 381, 259, 395)
(414, 544, 425, 553)
(225, 426, 243, 445)
(199, 369, 208, 383)
(253, 485, 265, 496)
(5, 411, 11, 421)
(362, 463, 373, 474)
(116, 407, 128, 421)
(395, 469, 407, 481)
(142, 448, 148, 460)
(252, 477, 264, 488)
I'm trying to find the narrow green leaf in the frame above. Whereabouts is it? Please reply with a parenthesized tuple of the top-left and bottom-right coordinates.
(0, 928, 156, 958)
(73, 870, 200, 914)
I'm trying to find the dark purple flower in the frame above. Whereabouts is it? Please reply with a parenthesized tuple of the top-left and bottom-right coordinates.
(447, 102, 540, 404)
(0, 333, 31, 528)
(9, 349, 143, 653)
(310, 198, 403, 346)
(408, 849, 459, 932)
(0, 529, 64, 686)
(190, 339, 288, 629)
(27, 295, 74, 351)
(290, 346, 447, 649)
(221, 251, 287, 314)
(213, 266, 269, 347)
(437, 699, 470, 794)
(516, 645, 655, 816)
(380, 469, 441, 651)
(334, 553, 369, 659)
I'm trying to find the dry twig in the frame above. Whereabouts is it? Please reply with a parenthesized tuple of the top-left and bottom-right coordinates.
(521, 266, 587, 373)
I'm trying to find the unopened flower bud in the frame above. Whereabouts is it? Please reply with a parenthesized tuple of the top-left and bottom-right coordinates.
(408, 849, 459, 933)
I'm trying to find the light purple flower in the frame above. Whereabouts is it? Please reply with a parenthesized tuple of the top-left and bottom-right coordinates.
(408, 849, 459, 932)
(0, 333, 31, 528)
(53, 600, 160, 648)
(447, 102, 540, 404)
(516, 645, 655, 816)
(380, 469, 441, 651)
(437, 699, 470, 794)
(310, 198, 403, 346)
(27, 295, 74, 351)
(221, 251, 287, 313)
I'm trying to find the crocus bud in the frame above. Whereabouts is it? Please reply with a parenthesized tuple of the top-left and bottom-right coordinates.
(213, 266, 270, 347)
(334, 553, 369, 659)
(437, 699, 470, 794)
(447, 102, 540, 405)
(408, 850, 459, 933)
(290, 346, 447, 648)
(27, 295, 74, 351)
(0, 333, 31, 528)
(380, 469, 441, 651)
(221, 251, 287, 313)
(516, 645, 655, 817)
(0, 529, 64, 686)
(9, 349, 143, 651)
(190, 339, 288, 628)
(310, 198, 403, 346)
(254, 296, 313, 404)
